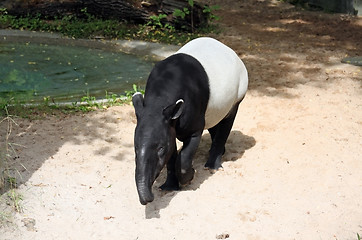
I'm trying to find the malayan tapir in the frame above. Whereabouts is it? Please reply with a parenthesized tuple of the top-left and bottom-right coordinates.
(132, 37, 248, 205)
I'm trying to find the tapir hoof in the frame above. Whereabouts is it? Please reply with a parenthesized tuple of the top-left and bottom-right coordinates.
(178, 168, 195, 186)
(159, 182, 180, 191)
(204, 161, 223, 171)
(204, 166, 223, 174)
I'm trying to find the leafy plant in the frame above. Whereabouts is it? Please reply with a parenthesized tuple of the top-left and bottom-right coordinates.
(172, 1, 220, 32)
(172, 0, 195, 31)
(7, 188, 23, 212)
(145, 13, 176, 39)
(203, 5, 221, 21)
(147, 14, 168, 28)
(80, 7, 95, 21)
(125, 84, 145, 100)
(173, 8, 190, 19)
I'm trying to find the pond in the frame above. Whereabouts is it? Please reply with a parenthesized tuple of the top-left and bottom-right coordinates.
(0, 41, 154, 103)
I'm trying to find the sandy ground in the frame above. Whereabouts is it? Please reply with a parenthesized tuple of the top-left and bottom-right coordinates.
(1, 0, 362, 239)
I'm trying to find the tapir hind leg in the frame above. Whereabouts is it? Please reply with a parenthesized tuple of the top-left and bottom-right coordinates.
(205, 102, 241, 170)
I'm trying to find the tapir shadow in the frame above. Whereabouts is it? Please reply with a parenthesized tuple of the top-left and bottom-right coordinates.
(145, 130, 256, 219)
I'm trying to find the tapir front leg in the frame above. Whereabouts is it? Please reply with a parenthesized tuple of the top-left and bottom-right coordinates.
(160, 143, 179, 191)
(176, 132, 202, 185)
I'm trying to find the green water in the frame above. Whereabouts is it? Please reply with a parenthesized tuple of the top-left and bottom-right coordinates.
(0, 42, 154, 103)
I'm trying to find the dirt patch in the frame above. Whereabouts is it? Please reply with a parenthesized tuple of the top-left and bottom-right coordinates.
(1, 0, 361, 239)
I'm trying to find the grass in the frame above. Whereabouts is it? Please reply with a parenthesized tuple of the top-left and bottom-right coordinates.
(0, 106, 25, 225)
(0, 210, 11, 223)
(0, 84, 144, 119)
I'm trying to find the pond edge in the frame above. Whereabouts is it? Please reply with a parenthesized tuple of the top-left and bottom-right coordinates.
(0, 29, 180, 106)
(0, 29, 180, 61)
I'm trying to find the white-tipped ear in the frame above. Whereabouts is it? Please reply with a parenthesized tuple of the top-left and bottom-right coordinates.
(132, 92, 143, 98)
(175, 99, 184, 105)
(172, 99, 184, 120)
(132, 92, 144, 118)
(163, 99, 184, 121)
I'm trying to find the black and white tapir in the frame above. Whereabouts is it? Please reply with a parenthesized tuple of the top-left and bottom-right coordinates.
(132, 37, 248, 205)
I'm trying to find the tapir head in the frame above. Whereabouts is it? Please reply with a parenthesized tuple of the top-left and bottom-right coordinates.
(132, 93, 184, 205)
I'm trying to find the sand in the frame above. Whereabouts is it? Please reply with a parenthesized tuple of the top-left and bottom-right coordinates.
(1, 0, 361, 239)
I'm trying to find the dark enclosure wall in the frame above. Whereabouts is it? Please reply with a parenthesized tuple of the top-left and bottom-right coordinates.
(292, 0, 360, 14)
(308, 0, 355, 14)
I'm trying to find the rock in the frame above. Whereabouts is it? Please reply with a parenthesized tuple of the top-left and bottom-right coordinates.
(21, 217, 36, 232)
(341, 56, 362, 66)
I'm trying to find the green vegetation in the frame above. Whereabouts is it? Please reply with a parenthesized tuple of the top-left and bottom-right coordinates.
(0, 84, 145, 119)
(0, 6, 220, 45)
(0, 210, 11, 225)
(0, 106, 24, 220)
(0, 3, 220, 115)
(173, 0, 195, 31)
(172, 0, 220, 32)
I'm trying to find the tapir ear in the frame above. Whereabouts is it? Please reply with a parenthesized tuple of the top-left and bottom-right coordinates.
(163, 99, 184, 121)
(132, 92, 144, 118)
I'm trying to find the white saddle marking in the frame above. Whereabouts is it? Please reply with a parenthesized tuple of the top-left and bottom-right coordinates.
(177, 37, 248, 129)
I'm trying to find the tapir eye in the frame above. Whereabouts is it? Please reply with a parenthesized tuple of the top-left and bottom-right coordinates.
(157, 147, 165, 157)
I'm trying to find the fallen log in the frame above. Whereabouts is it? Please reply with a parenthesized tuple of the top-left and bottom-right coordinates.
(0, 0, 210, 30)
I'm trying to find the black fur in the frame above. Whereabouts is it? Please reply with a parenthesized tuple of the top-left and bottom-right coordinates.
(144, 53, 210, 140)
